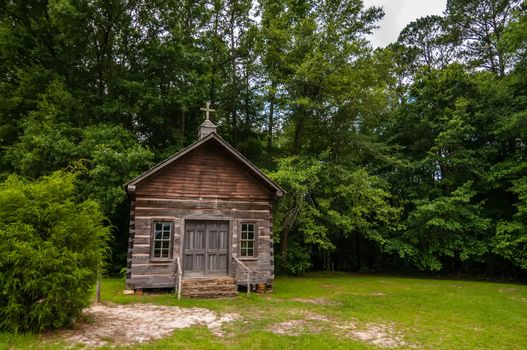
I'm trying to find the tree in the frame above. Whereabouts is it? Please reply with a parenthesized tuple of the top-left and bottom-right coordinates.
(1, 0, 527, 278)
(319, 165, 403, 272)
(268, 156, 327, 273)
(400, 182, 491, 271)
(382, 62, 522, 272)
(495, 176, 527, 270)
(445, 0, 523, 76)
(0, 172, 110, 332)
(397, 15, 460, 72)
(5, 79, 154, 216)
(259, 0, 385, 158)
(268, 155, 402, 274)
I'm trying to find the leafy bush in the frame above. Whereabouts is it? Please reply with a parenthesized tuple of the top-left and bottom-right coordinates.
(0, 172, 110, 332)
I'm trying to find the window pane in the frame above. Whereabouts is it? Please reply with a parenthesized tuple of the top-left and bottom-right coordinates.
(240, 223, 256, 257)
(153, 221, 172, 259)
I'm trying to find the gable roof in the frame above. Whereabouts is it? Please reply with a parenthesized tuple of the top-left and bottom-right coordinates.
(125, 133, 284, 197)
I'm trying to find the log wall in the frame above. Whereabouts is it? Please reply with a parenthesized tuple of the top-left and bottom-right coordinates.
(125, 197, 275, 289)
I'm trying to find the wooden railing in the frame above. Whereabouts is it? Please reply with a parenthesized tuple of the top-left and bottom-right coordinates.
(174, 256, 182, 300)
(232, 255, 252, 297)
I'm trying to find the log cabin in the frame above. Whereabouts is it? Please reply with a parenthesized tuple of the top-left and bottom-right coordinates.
(124, 104, 284, 298)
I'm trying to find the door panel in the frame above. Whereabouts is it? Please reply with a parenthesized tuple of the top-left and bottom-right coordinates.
(207, 222, 229, 275)
(184, 222, 207, 276)
(183, 221, 229, 276)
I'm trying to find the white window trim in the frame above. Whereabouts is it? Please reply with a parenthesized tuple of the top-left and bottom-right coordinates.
(239, 222, 257, 259)
(150, 220, 174, 261)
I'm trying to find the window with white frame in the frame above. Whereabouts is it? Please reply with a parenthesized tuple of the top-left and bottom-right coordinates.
(152, 221, 172, 259)
(240, 223, 256, 257)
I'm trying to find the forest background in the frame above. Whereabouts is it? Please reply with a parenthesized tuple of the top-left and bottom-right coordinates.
(1, 0, 526, 278)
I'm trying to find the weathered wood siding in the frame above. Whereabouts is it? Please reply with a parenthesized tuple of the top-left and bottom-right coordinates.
(126, 141, 275, 290)
(125, 198, 274, 289)
(135, 142, 270, 200)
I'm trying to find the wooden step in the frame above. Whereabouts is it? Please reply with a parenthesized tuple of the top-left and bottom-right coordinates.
(182, 277, 235, 286)
(180, 276, 238, 299)
(182, 284, 237, 292)
(182, 290, 239, 298)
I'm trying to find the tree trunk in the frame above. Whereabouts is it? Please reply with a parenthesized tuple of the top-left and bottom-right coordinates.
(180, 109, 186, 140)
(280, 226, 289, 270)
(293, 115, 304, 154)
(267, 88, 275, 161)
(229, 3, 238, 146)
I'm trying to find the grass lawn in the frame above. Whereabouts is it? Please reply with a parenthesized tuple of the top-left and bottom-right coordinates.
(1, 273, 527, 349)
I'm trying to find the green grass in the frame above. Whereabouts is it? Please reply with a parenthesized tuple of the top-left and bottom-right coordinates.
(1, 273, 527, 349)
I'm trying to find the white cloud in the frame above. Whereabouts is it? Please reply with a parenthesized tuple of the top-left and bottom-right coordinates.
(363, 0, 447, 48)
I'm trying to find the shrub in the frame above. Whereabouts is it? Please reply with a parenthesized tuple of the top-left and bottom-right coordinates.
(0, 172, 110, 332)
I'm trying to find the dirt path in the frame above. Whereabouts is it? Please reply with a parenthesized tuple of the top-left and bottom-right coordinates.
(56, 303, 239, 347)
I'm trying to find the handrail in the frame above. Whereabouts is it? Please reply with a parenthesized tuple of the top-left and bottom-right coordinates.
(175, 256, 182, 300)
(233, 255, 252, 297)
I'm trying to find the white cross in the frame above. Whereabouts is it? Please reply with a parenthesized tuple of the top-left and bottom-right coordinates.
(200, 101, 215, 121)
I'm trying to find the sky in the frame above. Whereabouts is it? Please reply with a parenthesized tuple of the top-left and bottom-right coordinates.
(363, 0, 448, 48)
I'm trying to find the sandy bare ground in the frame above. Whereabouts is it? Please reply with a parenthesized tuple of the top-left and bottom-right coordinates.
(55, 303, 239, 347)
(291, 297, 342, 305)
(268, 310, 411, 349)
(336, 322, 410, 348)
(50, 299, 410, 348)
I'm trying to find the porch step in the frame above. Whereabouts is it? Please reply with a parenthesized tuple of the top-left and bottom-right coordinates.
(181, 277, 238, 298)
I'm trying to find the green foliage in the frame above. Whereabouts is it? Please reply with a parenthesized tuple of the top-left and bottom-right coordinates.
(1, 0, 527, 278)
(397, 15, 459, 71)
(76, 124, 154, 215)
(402, 182, 491, 271)
(4, 79, 154, 216)
(0, 172, 110, 332)
(320, 166, 403, 245)
(269, 156, 402, 273)
(494, 176, 527, 269)
(267, 156, 326, 273)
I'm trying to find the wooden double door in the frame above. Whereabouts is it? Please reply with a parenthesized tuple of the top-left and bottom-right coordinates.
(183, 220, 229, 277)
